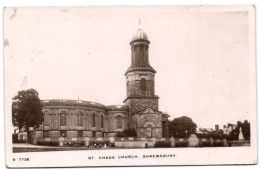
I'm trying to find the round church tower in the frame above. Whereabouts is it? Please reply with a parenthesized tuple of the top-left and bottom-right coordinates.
(124, 28, 160, 130)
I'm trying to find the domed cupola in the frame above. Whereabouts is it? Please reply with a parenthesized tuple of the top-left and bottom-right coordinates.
(126, 28, 155, 75)
(131, 29, 149, 42)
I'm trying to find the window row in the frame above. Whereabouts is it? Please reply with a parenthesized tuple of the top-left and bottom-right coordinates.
(44, 112, 123, 129)
(44, 112, 104, 128)
(43, 131, 106, 138)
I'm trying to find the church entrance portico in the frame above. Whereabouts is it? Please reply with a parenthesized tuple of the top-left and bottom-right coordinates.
(132, 108, 163, 138)
(143, 122, 155, 138)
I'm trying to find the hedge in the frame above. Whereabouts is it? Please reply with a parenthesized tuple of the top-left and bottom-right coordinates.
(154, 141, 171, 147)
(175, 141, 189, 147)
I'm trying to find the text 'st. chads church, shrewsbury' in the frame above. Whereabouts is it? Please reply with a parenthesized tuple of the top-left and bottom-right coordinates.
(41, 28, 170, 139)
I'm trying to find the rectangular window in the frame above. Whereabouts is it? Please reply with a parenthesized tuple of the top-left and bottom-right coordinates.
(78, 131, 83, 137)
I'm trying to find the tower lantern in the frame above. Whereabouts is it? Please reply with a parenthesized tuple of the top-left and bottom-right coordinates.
(130, 29, 150, 67)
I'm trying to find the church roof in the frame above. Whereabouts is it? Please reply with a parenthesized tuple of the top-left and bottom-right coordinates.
(106, 105, 128, 111)
(41, 99, 106, 110)
(132, 29, 148, 41)
(41, 99, 129, 111)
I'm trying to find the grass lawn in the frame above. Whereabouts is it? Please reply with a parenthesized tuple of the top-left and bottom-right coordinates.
(13, 146, 116, 153)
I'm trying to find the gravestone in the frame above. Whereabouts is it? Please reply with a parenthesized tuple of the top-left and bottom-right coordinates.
(109, 137, 115, 143)
(188, 134, 199, 147)
(170, 136, 175, 147)
(58, 137, 64, 146)
(84, 137, 90, 146)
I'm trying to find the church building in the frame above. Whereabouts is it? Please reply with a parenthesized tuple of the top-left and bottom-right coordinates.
(41, 28, 170, 139)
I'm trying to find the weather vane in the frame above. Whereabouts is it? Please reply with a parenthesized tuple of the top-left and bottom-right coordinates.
(138, 18, 141, 28)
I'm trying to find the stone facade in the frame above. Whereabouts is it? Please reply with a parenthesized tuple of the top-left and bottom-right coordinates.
(39, 28, 170, 140)
(132, 108, 163, 138)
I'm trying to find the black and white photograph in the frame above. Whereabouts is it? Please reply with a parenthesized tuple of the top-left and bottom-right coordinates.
(4, 5, 257, 167)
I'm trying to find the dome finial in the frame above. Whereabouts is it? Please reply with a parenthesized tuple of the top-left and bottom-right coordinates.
(138, 18, 142, 29)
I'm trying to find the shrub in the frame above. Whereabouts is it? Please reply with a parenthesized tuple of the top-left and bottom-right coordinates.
(110, 143, 115, 147)
(199, 141, 212, 147)
(154, 141, 171, 147)
(37, 141, 59, 146)
(115, 133, 124, 137)
(175, 141, 189, 147)
(116, 129, 137, 137)
(12, 134, 26, 143)
(212, 141, 224, 147)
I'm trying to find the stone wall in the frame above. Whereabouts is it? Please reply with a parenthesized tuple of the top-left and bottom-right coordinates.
(83, 131, 92, 137)
(42, 107, 106, 132)
(132, 109, 162, 138)
(67, 131, 77, 138)
(126, 98, 158, 115)
(126, 71, 155, 97)
(106, 110, 128, 133)
(115, 141, 154, 148)
(49, 131, 60, 138)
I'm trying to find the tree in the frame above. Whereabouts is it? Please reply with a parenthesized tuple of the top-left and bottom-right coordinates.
(169, 116, 197, 138)
(211, 129, 224, 139)
(228, 121, 242, 140)
(242, 120, 250, 140)
(12, 89, 43, 143)
(226, 121, 249, 141)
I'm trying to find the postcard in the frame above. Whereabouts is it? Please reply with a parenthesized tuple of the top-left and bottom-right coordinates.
(4, 5, 257, 167)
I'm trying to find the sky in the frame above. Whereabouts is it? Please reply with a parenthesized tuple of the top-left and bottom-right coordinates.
(4, 6, 253, 129)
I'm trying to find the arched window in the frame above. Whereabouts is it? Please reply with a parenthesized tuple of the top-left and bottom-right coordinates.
(44, 111, 48, 125)
(44, 111, 52, 126)
(101, 115, 104, 128)
(116, 115, 122, 129)
(60, 112, 67, 126)
(92, 113, 95, 127)
(127, 81, 130, 95)
(77, 112, 83, 126)
(141, 78, 146, 94)
(146, 125, 152, 137)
